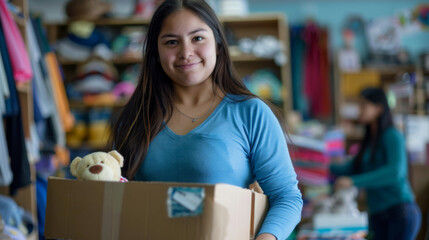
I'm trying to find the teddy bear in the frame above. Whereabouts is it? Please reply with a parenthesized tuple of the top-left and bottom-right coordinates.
(70, 150, 128, 182)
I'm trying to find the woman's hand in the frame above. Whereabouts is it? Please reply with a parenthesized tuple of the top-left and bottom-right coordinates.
(334, 176, 353, 190)
(256, 233, 277, 240)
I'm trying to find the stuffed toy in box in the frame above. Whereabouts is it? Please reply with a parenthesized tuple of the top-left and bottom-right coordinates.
(70, 150, 127, 182)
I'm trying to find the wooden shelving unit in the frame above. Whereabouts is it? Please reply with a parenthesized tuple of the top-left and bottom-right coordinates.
(334, 65, 420, 123)
(46, 13, 292, 116)
(332, 59, 429, 156)
(45, 14, 292, 150)
(222, 14, 292, 114)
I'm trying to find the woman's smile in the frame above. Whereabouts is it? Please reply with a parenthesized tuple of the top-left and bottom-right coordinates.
(175, 61, 201, 70)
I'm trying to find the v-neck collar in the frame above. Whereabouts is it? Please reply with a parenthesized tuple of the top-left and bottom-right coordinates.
(164, 96, 227, 137)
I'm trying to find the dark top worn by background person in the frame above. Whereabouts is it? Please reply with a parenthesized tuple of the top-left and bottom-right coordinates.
(330, 127, 414, 214)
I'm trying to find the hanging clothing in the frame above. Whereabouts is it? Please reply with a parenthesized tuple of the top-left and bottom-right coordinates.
(31, 17, 52, 54)
(318, 28, 332, 118)
(303, 23, 322, 118)
(0, 49, 9, 114)
(303, 23, 331, 119)
(4, 108, 32, 196)
(45, 52, 74, 133)
(0, 115, 13, 186)
(0, 0, 32, 83)
(290, 25, 309, 117)
(0, 20, 19, 117)
(26, 19, 55, 118)
(27, 18, 64, 149)
(36, 174, 48, 240)
(0, 16, 31, 195)
(0, 48, 12, 186)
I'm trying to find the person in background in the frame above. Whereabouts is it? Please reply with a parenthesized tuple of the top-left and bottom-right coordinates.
(331, 87, 421, 240)
(110, 0, 303, 239)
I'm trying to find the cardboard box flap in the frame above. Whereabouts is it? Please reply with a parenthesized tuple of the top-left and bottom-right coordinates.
(251, 191, 269, 237)
(212, 184, 252, 239)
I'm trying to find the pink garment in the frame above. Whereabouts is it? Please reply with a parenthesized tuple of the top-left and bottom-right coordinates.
(0, 0, 32, 82)
(120, 176, 128, 182)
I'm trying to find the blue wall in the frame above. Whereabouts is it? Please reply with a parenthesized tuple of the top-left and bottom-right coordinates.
(248, 0, 429, 59)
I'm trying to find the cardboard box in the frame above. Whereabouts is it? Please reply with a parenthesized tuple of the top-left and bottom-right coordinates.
(45, 178, 268, 240)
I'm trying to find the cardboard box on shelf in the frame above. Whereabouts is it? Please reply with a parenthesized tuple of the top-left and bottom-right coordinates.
(45, 177, 268, 240)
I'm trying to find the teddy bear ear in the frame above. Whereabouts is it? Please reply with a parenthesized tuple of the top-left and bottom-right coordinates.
(70, 157, 82, 177)
(108, 150, 124, 167)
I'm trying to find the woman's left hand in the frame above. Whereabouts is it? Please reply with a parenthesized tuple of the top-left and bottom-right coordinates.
(335, 176, 353, 190)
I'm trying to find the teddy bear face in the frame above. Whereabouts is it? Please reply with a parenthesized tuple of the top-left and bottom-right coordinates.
(70, 151, 124, 181)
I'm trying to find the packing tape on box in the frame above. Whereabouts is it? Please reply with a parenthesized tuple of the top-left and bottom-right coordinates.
(101, 182, 125, 240)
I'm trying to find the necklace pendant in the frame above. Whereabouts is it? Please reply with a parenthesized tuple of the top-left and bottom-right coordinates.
(192, 118, 197, 123)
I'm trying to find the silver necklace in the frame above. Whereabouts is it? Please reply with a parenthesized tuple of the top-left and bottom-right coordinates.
(175, 97, 215, 123)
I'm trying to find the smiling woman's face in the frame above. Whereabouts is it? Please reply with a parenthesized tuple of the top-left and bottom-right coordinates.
(157, 8, 217, 88)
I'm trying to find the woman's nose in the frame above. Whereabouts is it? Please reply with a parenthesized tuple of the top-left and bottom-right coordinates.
(179, 42, 193, 59)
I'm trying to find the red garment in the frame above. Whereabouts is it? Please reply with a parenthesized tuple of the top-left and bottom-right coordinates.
(303, 23, 331, 118)
(120, 176, 128, 182)
(318, 29, 332, 117)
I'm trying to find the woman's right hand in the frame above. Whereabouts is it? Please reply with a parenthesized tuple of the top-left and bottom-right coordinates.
(334, 176, 353, 190)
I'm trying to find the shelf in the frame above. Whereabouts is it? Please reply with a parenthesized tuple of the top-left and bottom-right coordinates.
(230, 54, 274, 62)
(67, 143, 109, 150)
(392, 109, 422, 115)
(46, 14, 284, 27)
(59, 57, 143, 65)
(46, 17, 151, 27)
(220, 14, 283, 23)
(69, 99, 128, 109)
(363, 64, 416, 75)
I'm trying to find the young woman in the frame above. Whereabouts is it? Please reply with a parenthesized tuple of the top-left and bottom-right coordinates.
(331, 88, 421, 240)
(110, 0, 302, 239)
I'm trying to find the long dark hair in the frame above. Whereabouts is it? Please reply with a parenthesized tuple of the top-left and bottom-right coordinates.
(109, 0, 258, 179)
(353, 88, 394, 173)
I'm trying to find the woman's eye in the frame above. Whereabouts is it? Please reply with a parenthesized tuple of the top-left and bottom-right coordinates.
(165, 40, 177, 45)
(87, 165, 90, 168)
(101, 161, 104, 164)
(193, 36, 203, 41)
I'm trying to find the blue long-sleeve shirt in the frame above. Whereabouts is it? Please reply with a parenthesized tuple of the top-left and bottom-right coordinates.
(134, 95, 303, 240)
(330, 127, 415, 214)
